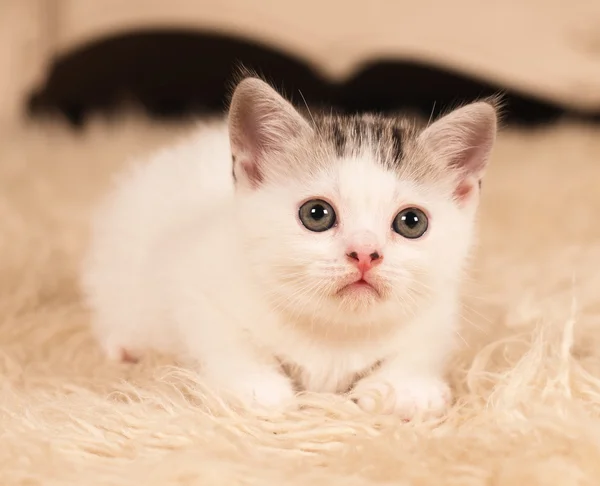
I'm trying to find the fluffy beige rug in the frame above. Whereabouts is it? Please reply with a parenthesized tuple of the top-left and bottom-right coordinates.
(1, 115, 600, 485)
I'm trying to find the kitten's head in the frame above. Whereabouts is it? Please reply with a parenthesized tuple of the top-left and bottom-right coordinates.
(228, 77, 498, 330)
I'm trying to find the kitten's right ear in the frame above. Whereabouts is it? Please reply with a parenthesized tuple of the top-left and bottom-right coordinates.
(228, 78, 312, 189)
(417, 99, 499, 204)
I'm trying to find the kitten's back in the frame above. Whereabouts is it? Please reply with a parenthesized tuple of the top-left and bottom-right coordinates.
(81, 120, 232, 358)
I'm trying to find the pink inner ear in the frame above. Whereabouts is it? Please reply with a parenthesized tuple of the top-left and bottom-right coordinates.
(453, 178, 478, 204)
(241, 158, 263, 187)
(228, 78, 312, 190)
(420, 102, 497, 189)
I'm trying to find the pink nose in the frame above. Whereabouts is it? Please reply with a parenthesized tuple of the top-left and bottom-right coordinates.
(346, 249, 383, 274)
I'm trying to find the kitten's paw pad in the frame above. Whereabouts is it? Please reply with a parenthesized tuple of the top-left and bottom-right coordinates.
(352, 377, 451, 419)
(102, 335, 141, 363)
(118, 349, 140, 363)
(105, 344, 140, 363)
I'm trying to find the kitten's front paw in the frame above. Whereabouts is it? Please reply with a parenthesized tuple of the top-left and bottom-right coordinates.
(220, 371, 295, 411)
(352, 375, 451, 420)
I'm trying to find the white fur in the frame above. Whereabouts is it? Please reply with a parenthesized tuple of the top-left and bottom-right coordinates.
(82, 98, 491, 417)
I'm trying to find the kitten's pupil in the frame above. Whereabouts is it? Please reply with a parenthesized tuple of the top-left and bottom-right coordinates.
(402, 212, 419, 228)
(311, 205, 328, 220)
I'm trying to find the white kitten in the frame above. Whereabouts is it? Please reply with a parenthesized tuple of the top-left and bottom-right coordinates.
(81, 77, 497, 418)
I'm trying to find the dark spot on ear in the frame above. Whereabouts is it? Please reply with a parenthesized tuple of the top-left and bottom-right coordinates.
(478, 179, 482, 190)
(231, 155, 237, 182)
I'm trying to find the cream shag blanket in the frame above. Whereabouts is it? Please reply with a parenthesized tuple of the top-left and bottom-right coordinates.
(1, 115, 600, 485)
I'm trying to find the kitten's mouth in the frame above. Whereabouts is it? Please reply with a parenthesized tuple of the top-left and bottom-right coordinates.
(337, 277, 381, 299)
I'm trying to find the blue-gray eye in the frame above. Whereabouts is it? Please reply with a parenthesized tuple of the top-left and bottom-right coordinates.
(392, 208, 428, 239)
(298, 199, 336, 232)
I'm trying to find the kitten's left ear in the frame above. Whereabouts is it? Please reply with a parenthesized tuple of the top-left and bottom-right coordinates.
(228, 77, 312, 189)
(418, 100, 498, 203)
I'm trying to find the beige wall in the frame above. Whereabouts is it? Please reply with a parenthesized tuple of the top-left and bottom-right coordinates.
(2, 0, 600, 126)
(0, 1, 55, 126)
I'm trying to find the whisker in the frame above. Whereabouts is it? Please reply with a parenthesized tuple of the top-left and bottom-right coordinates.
(453, 329, 470, 348)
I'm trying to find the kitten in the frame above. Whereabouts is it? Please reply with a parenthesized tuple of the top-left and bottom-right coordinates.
(81, 77, 498, 418)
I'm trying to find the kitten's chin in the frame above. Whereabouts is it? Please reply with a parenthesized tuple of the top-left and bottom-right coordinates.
(333, 278, 386, 312)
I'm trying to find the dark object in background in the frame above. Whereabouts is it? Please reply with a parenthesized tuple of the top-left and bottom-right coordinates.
(27, 30, 597, 127)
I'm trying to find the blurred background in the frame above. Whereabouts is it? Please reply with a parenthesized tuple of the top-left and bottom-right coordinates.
(2, 0, 600, 129)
